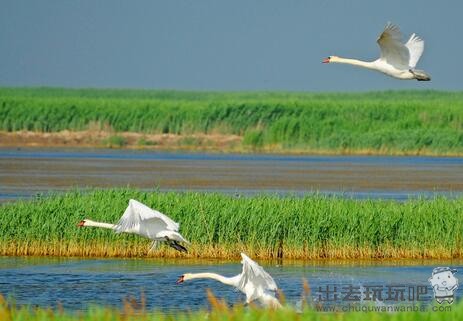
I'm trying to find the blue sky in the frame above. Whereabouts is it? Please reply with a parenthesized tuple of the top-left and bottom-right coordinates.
(1, 1, 461, 91)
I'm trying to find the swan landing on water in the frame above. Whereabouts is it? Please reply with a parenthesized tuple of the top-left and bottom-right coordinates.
(177, 252, 282, 308)
(77, 199, 189, 253)
(323, 22, 431, 81)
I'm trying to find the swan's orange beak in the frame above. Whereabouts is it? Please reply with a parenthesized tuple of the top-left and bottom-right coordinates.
(322, 57, 330, 63)
(77, 220, 85, 227)
(176, 275, 185, 284)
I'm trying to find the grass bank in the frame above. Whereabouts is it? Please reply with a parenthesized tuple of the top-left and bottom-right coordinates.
(1, 88, 462, 155)
(1, 189, 462, 259)
(0, 294, 461, 321)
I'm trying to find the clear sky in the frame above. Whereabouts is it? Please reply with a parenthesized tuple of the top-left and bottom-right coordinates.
(1, 1, 461, 91)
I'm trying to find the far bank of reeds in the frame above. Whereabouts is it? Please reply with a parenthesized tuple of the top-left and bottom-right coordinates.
(1, 189, 462, 260)
(1, 88, 462, 155)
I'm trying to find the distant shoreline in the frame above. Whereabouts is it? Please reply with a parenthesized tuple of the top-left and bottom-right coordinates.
(1, 130, 463, 157)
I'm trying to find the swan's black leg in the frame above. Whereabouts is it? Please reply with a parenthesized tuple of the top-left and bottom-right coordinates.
(165, 237, 188, 253)
(409, 69, 431, 81)
(171, 241, 188, 253)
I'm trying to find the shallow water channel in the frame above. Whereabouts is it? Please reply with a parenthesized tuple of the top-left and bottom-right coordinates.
(1, 148, 463, 202)
(1, 257, 462, 311)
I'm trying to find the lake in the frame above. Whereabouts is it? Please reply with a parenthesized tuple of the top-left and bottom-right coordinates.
(1, 148, 462, 202)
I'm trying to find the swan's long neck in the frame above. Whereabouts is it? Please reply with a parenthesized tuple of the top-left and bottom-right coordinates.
(331, 57, 375, 69)
(84, 220, 117, 230)
(185, 273, 238, 286)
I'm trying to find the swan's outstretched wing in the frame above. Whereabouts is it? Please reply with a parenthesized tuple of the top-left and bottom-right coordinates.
(405, 33, 424, 68)
(377, 23, 410, 69)
(238, 253, 278, 302)
(114, 199, 179, 235)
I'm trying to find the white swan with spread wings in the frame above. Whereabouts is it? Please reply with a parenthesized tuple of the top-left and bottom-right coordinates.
(77, 199, 189, 253)
(323, 22, 430, 81)
(177, 252, 281, 308)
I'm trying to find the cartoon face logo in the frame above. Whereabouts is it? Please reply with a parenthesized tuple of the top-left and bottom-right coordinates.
(428, 267, 458, 304)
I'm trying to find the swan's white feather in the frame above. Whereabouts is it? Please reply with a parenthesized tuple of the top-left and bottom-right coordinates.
(405, 33, 424, 68)
(114, 199, 180, 235)
(377, 22, 410, 70)
(237, 253, 278, 302)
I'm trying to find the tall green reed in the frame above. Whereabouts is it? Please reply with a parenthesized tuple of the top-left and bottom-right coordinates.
(1, 189, 462, 259)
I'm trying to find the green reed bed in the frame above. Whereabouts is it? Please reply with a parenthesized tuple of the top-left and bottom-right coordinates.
(0, 189, 462, 259)
(1, 87, 462, 154)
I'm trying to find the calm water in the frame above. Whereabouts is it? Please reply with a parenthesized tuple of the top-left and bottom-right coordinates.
(1, 148, 463, 202)
(1, 257, 462, 311)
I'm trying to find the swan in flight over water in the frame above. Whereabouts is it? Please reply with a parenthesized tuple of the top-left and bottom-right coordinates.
(323, 22, 430, 81)
(177, 252, 281, 308)
(77, 199, 189, 253)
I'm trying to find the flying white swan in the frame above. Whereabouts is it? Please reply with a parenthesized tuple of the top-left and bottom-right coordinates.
(176, 252, 281, 308)
(323, 22, 430, 81)
(77, 199, 189, 253)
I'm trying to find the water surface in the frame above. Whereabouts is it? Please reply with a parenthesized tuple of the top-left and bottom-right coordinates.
(1, 257, 462, 311)
(1, 148, 462, 202)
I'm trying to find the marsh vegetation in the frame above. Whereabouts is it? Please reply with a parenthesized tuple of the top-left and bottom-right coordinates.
(1, 189, 462, 259)
(1, 88, 462, 155)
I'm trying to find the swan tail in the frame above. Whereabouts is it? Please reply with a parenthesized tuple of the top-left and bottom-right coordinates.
(410, 69, 431, 81)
